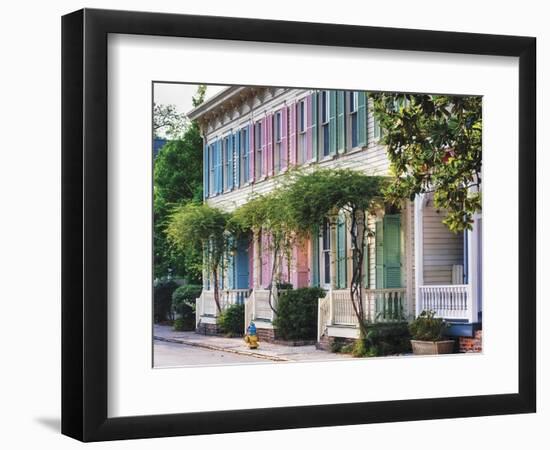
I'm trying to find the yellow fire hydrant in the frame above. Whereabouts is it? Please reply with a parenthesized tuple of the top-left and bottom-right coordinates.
(244, 322, 259, 349)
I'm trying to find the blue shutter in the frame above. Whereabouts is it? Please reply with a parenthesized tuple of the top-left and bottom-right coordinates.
(329, 90, 337, 155)
(312, 92, 318, 161)
(217, 140, 222, 194)
(337, 90, 346, 153)
(357, 92, 367, 147)
(235, 131, 241, 188)
(203, 140, 209, 199)
(227, 134, 234, 190)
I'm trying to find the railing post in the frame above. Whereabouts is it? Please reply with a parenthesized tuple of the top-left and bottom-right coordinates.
(328, 289, 334, 325)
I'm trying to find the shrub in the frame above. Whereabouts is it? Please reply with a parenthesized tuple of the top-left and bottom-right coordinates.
(171, 284, 201, 331)
(218, 303, 245, 336)
(153, 277, 178, 323)
(333, 322, 411, 357)
(409, 310, 448, 341)
(273, 287, 325, 341)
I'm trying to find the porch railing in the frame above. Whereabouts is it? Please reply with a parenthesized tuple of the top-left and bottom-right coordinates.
(243, 289, 277, 333)
(418, 284, 471, 320)
(197, 288, 251, 319)
(319, 288, 407, 337)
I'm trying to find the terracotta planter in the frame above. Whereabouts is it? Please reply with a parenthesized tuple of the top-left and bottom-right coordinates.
(410, 339, 455, 355)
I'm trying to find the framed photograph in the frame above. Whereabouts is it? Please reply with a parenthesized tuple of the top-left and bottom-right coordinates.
(62, 8, 536, 442)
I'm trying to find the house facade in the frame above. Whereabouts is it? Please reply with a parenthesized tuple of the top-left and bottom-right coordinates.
(187, 86, 482, 347)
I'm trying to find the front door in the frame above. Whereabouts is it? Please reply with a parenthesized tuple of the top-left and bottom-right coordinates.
(375, 214, 402, 289)
(235, 237, 250, 289)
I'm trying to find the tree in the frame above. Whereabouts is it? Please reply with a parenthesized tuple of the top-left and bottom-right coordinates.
(371, 93, 482, 232)
(283, 169, 385, 338)
(153, 103, 186, 139)
(167, 203, 233, 313)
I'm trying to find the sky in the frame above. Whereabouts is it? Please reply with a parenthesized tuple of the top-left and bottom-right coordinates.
(153, 82, 228, 117)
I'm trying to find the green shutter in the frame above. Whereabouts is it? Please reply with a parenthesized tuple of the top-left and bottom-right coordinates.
(375, 219, 384, 288)
(363, 235, 369, 288)
(337, 90, 346, 153)
(312, 92, 318, 161)
(383, 215, 402, 288)
(329, 90, 337, 155)
(357, 91, 367, 148)
(311, 225, 320, 287)
(337, 214, 347, 288)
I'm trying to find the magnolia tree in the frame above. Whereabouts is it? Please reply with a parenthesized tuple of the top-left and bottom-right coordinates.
(167, 203, 233, 313)
(371, 93, 482, 232)
(231, 191, 298, 312)
(283, 169, 385, 338)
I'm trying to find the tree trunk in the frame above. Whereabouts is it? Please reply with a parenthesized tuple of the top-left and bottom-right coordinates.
(212, 266, 222, 313)
(349, 209, 368, 339)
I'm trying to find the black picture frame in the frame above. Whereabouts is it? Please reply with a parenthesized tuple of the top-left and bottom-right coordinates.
(62, 8, 536, 442)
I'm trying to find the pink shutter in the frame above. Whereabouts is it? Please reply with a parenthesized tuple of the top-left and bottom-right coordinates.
(289, 102, 296, 166)
(281, 107, 288, 170)
(261, 117, 267, 177)
(267, 114, 274, 176)
(261, 231, 272, 288)
(306, 95, 313, 161)
(249, 122, 255, 182)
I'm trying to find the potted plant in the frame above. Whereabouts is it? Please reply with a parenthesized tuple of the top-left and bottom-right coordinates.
(409, 310, 454, 355)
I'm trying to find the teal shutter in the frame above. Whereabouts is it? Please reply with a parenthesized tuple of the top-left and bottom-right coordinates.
(311, 224, 320, 287)
(375, 219, 384, 288)
(312, 92, 318, 161)
(337, 214, 347, 288)
(203, 140, 209, 199)
(235, 131, 241, 187)
(383, 215, 402, 288)
(337, 90, 346, 153)
(357, 91, 367, 147)
(329, 90, 337, 155)
(363, 235, 369, 288)
(227, 134, 234, 190)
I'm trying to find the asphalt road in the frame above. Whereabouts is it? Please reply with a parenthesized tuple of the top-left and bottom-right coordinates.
(153, 339, 268, 367)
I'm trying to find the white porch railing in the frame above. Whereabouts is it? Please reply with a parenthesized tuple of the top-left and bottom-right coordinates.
(318, 288, 407, 338)
(196, 288, 251, 319)
(418, 284, 472, 320)
(243, 289, 278, 333)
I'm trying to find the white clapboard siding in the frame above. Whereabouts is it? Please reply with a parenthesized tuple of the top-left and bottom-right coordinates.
(422, 200, 464, 285)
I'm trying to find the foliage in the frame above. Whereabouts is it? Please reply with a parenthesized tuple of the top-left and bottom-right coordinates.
(331, 323, 411, 357)
(153, 277, 178, 323)
(273, 287, 325, 341)
(283, 169, 385, 338)
(153, 103, 186, 139)
(167, 203, 233, 312)
(218, 304, 245, 337)
(409, 310, 449, 341)
(171, 285, 202, 331)
(371, 93, 482, 232)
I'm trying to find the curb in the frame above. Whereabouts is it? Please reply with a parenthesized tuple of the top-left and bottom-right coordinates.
(154, 336, 291, 362)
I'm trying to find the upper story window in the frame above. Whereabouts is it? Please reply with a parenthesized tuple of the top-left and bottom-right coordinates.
(349, 91, 359, 149)
(240, 127, 249, 185)
(321, 90, 330, 157)
(254, 121, 262, 179)
(274, 112, 283, 173)
(298, 99, 307, 164)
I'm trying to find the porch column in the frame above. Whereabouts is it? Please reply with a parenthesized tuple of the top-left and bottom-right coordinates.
(253, 228, 261, 289)
(467, 215, 480, 323)
(414, 194, 425, 317)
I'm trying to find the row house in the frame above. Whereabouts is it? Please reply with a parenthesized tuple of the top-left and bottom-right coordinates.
(187, 86, 482, 343)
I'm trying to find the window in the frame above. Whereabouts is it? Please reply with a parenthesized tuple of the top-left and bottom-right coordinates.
(274, 112, 283, 173)
(297, 99, 307, 164)
(208, 144, 215, 195)
(321, 90, 330, 157)
(240, 127, 249, 184)
(321, 218, 331, 287)
(349, 91, 359, 148)
(223, 137, 229, 191)
(254, 121, 262, 179)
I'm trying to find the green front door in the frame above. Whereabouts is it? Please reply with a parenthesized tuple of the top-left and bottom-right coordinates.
(375, 214, 402, 289)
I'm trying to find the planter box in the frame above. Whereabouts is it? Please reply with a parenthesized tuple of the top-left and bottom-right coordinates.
(411, 340, 455, 355)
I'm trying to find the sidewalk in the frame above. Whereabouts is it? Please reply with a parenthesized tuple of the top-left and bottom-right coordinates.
(154, 325, 351, 362)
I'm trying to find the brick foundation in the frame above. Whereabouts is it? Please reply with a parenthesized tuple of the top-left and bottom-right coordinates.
(458, 330, 482, 353)
(316, 335, 356, 352)
(254, 327, 316, 346)
(196, 322, 222, 336)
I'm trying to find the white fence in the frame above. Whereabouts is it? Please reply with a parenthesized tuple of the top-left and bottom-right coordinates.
(418, 284, 471, 320)
(196, 289, 251, 319)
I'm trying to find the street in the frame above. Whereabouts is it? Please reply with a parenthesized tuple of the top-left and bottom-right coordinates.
(153, 339, 270, 367)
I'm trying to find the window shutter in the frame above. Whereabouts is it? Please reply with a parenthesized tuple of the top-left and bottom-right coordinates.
(217, 140, 223, 194)
(357, 91, 367, 147)
(329, 90, 337, 155)
(281, 107, 288, 170)
(227, 134, 234, 190)
(289, 102, 296, 166)
(383, 214, 402, 288)
(337, 90, 346, 153)
(227, 242, 234, 289)
(311, 225, 320, 287)
(212, 142, 218, 194)
(306, 94, 313, 161)
(234, 131, 240, 188)
(266, 114, 274, 175)
(261, 231, 272, 288)
(312, 92, 318, 161)
(337, 214, 347, 288)
(248, 123, 255, 182)
(203, 140, 209, 199)
(375, 219, 384, 288)
(261, 117, 267, 177)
